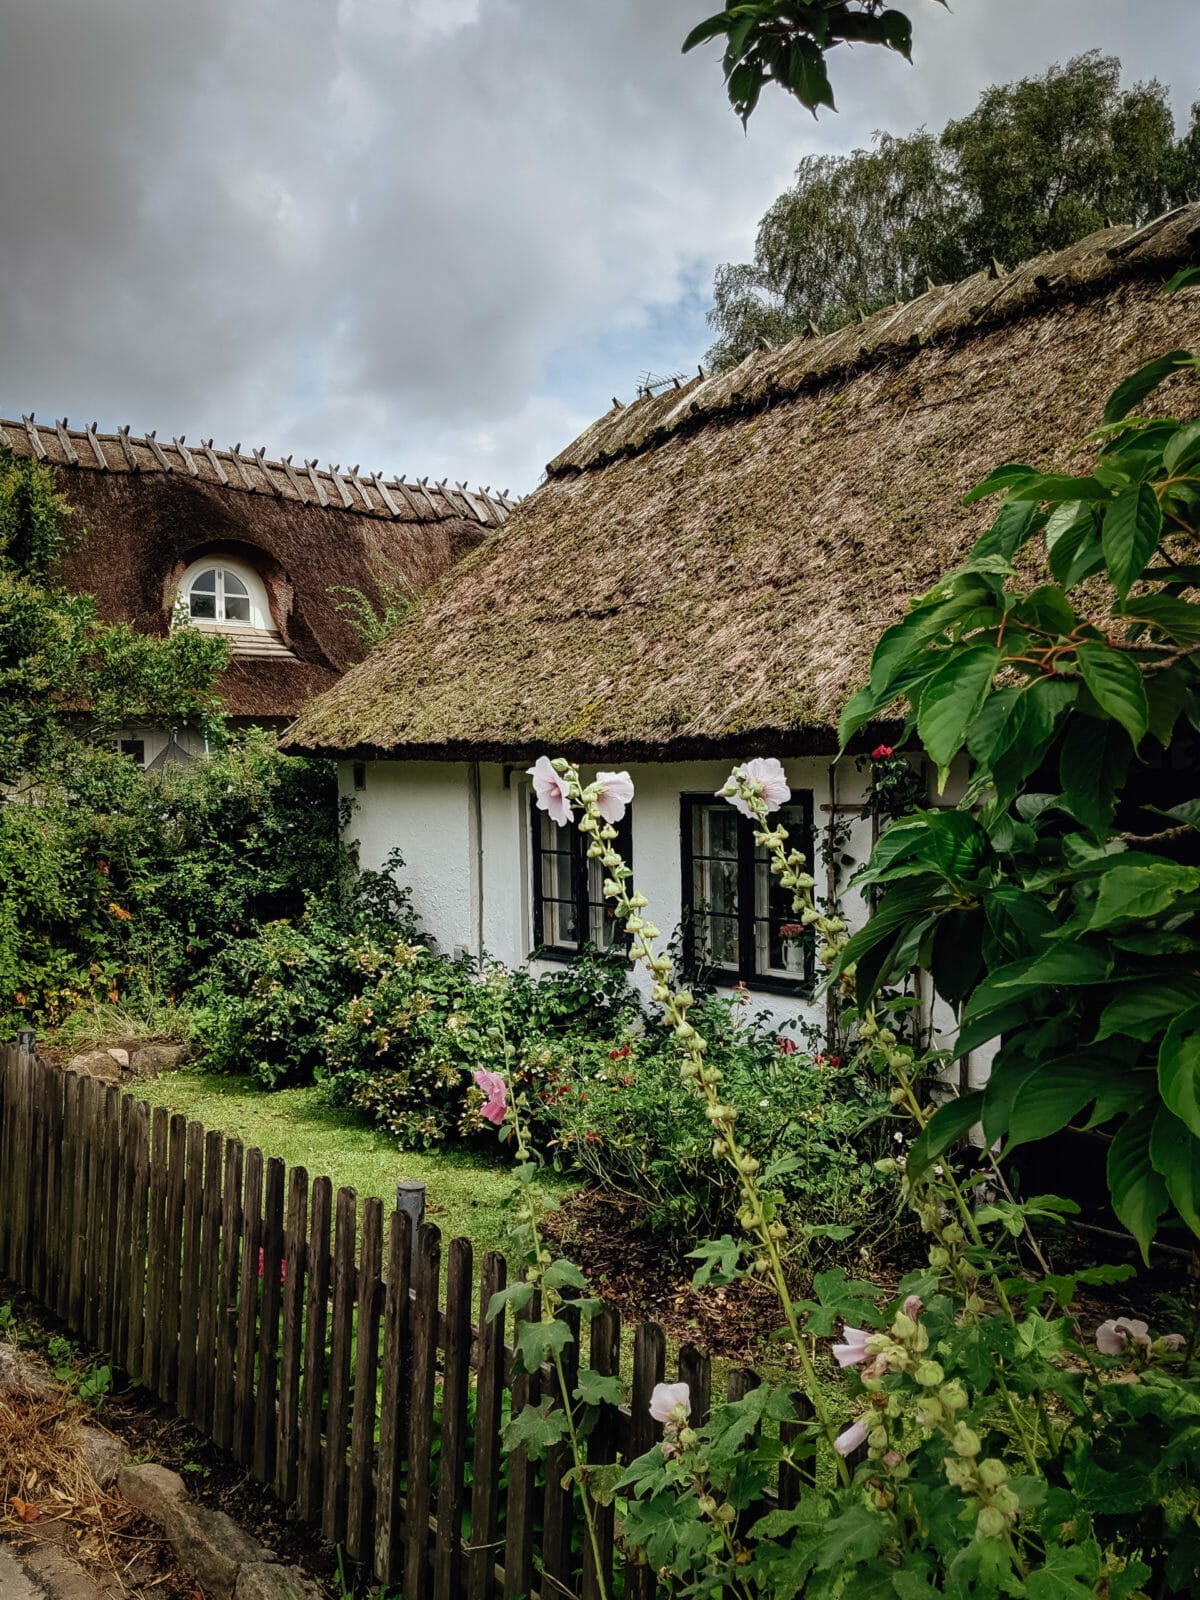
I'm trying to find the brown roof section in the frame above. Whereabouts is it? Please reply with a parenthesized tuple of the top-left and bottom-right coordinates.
(0, 420, 518, 719)
(284, 205, 1200, 760)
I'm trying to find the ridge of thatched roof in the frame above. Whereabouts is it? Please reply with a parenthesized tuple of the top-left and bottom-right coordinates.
(0, 415, 519, 528)
(284, 205, 1200, 762)
(546, 206, 1200, 477)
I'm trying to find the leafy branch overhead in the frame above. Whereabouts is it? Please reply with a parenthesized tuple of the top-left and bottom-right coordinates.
(682, 1, 930, 122)
(834, 291, 1200, 1254)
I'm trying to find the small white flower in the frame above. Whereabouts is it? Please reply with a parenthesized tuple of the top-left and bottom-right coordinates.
(649, 1381, 691, 1426)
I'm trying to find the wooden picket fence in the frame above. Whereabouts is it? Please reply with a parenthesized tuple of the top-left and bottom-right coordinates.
(0, 1044, 779, 1599)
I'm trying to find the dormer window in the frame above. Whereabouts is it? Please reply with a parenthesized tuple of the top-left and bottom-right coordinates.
(179, 558, 270, 630)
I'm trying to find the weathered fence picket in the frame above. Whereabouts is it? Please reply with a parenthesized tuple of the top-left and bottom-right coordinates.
(0, 1046, 803, 1598)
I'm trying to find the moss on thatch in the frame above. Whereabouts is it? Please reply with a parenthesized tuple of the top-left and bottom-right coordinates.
(285, 207, 1200, 760)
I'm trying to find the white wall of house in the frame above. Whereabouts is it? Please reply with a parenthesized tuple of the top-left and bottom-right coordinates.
(339, 752, 924, 1036)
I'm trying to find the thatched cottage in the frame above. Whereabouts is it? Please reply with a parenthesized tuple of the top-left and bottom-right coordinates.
(284, 204, 1200, 1031)
(0, 415, 515, 766)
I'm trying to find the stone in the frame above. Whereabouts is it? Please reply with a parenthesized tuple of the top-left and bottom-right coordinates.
(78, 1425, 130, 1488)
(235, 1562, 325, 1600)
(0, 1541, 46, 1600)
(12, 1540, 108, 1600)
(106, 1047, 130, 1068)
(128, 1042, 187, 1077)
(64, 1051, 123, 1083)
(162, 1503, 268, 1600)
(0, 1344, 59, 1398)
(116, 1461, 189, 1522)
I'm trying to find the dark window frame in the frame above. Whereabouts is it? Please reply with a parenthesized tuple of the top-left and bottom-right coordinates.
(680, 790, 816, 996)
(530, 798, 633, 963)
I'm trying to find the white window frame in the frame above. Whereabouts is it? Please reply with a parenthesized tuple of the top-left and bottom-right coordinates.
(179, 557, 270, 629)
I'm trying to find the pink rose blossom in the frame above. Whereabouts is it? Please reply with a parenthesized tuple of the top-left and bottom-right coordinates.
(649, 1381, 691, 1425)
(832, 1326, 872, 1368)
(717, 757, 791, 819)
(528, 756, 573, 826)
(835, 1419, 870, 1458)
(594, 770, 634, 824)
(1096, 1317, 1152, 1355)
(473, 1069, 508, 1126)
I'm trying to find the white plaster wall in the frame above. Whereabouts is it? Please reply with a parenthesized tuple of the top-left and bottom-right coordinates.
(342, 753, 909, 1033)
(340, 759, 475, 958)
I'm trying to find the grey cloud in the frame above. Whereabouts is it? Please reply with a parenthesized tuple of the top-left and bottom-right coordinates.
(2, 1, 1197, 494)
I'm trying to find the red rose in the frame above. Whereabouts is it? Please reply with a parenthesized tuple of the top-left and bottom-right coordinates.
(871, 744, 895, 760)
(777, 1036, 797, 1055)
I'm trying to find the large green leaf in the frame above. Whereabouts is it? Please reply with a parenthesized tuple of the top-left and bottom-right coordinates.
(1006, 473, 1115, 503)
(905, 1091, 985, 1181)
(961, 462, 1039, 504)
(1107, 1104, 1169, 1257)
(1045, 500, 1103, 587)
(1117, 593, 1200, 644)
(1075, 643, 1149, 746)
(916, 643, 1001, 784)
(1103, 349, 1200, 423)
(1087, 859, 1200, 929)
(969, 497, 1038, 565)
(1096, 979, 1200, 1042)
(1101, 482, 1162, 598)
(995, 941, 1110, 992)
(1006, 1060, 1102, 1149)
(1149, 1105, 1200, 1237)
(1157, 1004, 1200, 1140)
(1058, 715, 1131, 836)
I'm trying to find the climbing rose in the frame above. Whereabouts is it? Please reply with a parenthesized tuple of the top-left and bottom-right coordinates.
(595, 770, 634, 823)
(835, 1419, 870, 1457)
(871, 744, 894, 760)
(649, 1381, 691, 1425)
(717, 756, 790, 819)
(777, 1036, 797, 1055)
(832, 1326, 871, 1368)
(473, 1069, 508, 1125)
(528, 756, 573, 825)
(1096, 1317, 1152, 1355)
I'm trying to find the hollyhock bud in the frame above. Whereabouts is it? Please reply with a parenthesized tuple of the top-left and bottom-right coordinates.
(835, 1419, 869, 1457)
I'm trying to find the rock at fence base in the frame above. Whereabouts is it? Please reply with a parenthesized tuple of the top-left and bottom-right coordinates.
(65, 1051, 123, 1083)
(79, 1425, 130, 1487)
(163, 1503, 268, 1600)
(106, 1047, 130, 1068)
(235, 1561, 324, 1600)
(117, 1461, 189, 1521)
(0, 1345, 60, 1398)
(129, 1043, 187, 1077)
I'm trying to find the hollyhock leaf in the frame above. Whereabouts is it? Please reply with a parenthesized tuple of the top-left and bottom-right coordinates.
(542, 1257, 589, 1292)
(515, 1316, 573, 1374)
(502, 1400, 570, 1459)
(574, 1369, 625, 1407)
(486, 1281, 535, 1322)
(1024, 1540, 1102, 1598)
(815, 1502, 886, 1567)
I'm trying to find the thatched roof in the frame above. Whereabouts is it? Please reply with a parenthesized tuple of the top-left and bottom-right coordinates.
(285, 205, 1200, 761)
(1, 419, 517, 719)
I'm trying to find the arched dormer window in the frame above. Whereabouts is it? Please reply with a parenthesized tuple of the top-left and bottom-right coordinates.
(179, 557, 270, 630)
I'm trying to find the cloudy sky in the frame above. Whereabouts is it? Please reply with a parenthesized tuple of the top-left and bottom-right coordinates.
(2, 1, 1198, 496)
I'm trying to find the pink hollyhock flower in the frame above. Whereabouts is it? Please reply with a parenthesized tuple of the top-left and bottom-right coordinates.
(871, 744, 895, 760)
(902, 1295, 924, 1321)
(473, 1068, 508, 1125)
(1096, 1317, 1152, 1355)
(835, 1419, 870, 1457)
(595, 770, 634, 824)
(649, 1381, 691, 1425)
(528, 756, 573, 825)
(1160, 1333, 1186, 1351)
(257, 1248, 287, 1284)
(717, 757, 790, 819)
(832, 1326, 871, 1368)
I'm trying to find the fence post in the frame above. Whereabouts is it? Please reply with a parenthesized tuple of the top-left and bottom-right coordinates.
(396, 1181, 425, 1270)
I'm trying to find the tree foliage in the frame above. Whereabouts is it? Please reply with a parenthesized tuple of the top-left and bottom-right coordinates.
(0, 449, 226, 789)
(837, 275, 1200, 1254)
(708, 54, 1200, 368)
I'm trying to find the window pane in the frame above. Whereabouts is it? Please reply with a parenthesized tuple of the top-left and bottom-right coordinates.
(692, 804, 738, 860)
(188, 591, 217, 619)
(695, 911, 739, 971)
(539, 807, 578, 948)
(754, 802, 811, 980)
(222, 570, 249, 597)
(190, 569, 217, 593)
(223, 593, 251, 621)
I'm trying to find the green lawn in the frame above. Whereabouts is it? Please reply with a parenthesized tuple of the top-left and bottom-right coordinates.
(135, 1069, 574, 1263)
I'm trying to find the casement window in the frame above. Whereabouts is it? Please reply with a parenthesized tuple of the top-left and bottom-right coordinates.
(531, 801, 633, 960)
(179, 558, 270, 628)
(681, 792, 815, 994)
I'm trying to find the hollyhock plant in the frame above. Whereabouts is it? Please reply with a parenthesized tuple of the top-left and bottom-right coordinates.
(832, 1325, 872, 1368)
(594, 769, 634, 823)
(1096, 1317, 1153, 1355)
(717, 756, 790, 818)
(473, 1067, 508, 1125)
(834, 1419, 869, 1458)
(528, 755, 574, 825)
(649, 1381, 691, 1426)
